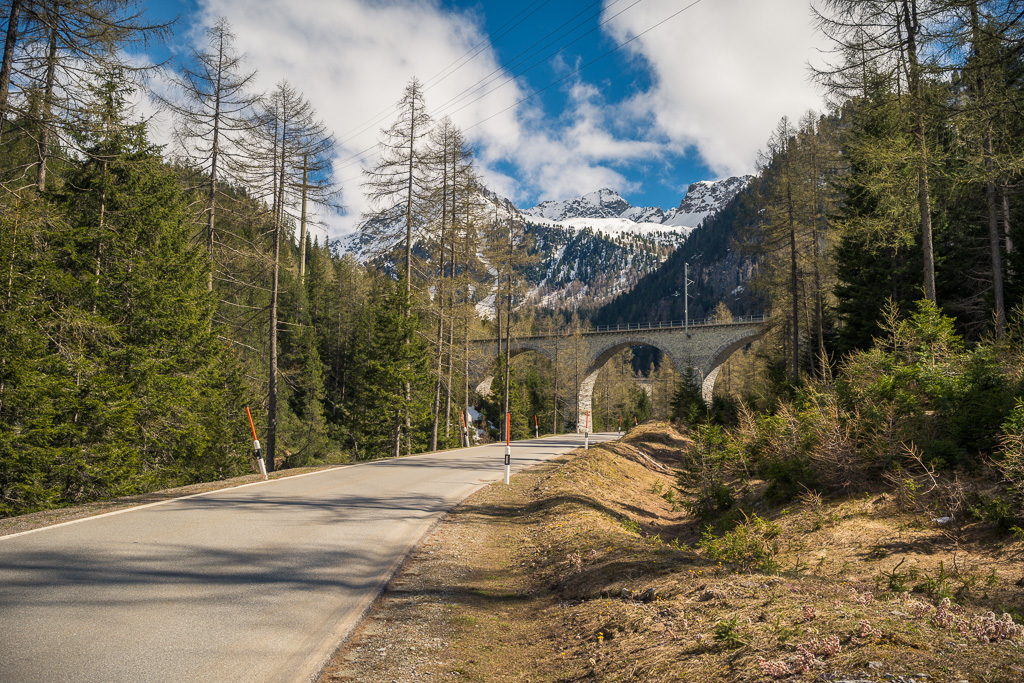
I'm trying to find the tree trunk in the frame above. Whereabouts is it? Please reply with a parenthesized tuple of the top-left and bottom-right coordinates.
(1002, 185, 1014, 255)
(267, 214, 281, 473)
(971, 1, 1005, 338)
(93, 160, 108, 314)
(786, 167, 799, 384)
(504, 291, 511, 419)
(901, 0, 937, 303)
(463, 307, 470, 447)
(552, 341, 558, 434)
(3, 190, 18, 310)
(429, 239, 445, 452)
(37, 18, 58, 192)
(206, 29, 224, 292)
(299, 154, 308, 283)
(985, 149, 1006, 337)
(402, 88, 418, 457)
(0, 0, 22, 145)
(267, 106, 288, 473)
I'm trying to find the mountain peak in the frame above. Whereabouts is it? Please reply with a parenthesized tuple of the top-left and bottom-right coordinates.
(524, 188, 632, 222)
(523, 176, 751, 230)
(662, 175, 753, 228)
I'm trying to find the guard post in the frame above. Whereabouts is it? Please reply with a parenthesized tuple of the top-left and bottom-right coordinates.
(246, 407, 268, 480)
(504, 412, 511, 485)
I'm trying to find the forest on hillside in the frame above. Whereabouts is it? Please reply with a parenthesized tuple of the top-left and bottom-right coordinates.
(659, 1, 1024, 547)
(5, 0, 1024, 521)
(0, 3, 639, 518)
(599, 1, 1024, 355)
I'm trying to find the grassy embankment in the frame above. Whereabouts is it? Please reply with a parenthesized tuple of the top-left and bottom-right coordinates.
(326, 421, 1024, 682)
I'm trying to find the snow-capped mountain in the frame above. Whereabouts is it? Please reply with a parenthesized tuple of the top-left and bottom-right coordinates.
(337, 176, 750, 310)
(523, 176, 753, 235)
(662, 175, 753, 228)
(527, 188, 632, 221)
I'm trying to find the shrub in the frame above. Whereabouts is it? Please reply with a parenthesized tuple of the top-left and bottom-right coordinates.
(699, 512, 781, 573)
(997, 399, 1024, 494)
(837, 300, 1013, 469)
(763, 458, 816, 503)
(681, 424, 741, 520)
(713, 616, 746, 648)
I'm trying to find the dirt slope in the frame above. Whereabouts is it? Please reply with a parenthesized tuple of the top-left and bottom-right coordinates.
(319, 422, 1024, 683)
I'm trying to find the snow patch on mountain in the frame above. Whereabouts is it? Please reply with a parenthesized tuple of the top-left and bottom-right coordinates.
(663, 175, 753, 228)
(336, 176, 752, 311)
(523, 175, 752, 234)
(527, 188, 631, 221)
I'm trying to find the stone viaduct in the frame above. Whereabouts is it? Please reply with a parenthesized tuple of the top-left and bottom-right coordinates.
(472, 316, 766, 431)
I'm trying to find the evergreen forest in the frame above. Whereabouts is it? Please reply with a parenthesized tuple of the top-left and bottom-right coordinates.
(4, 0, 1024, 525)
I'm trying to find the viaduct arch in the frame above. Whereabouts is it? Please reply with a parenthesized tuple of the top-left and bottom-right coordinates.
(471, 317, 765, 431)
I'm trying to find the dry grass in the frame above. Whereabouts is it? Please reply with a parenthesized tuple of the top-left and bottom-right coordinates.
(325, 421, 1024, 682)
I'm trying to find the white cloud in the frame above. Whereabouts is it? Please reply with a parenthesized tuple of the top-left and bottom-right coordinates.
(164, 0, 829, 236)
(602, 0, 829, 177)
(173, 0, 672, 235)
(188, 0, 529, 236)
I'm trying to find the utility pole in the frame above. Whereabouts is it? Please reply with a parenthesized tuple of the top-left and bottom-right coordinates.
(684, 262, 691, 336)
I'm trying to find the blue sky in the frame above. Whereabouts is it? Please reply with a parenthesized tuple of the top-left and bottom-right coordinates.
(141, 0, 828, 236)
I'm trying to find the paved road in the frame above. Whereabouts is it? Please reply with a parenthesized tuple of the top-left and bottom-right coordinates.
(0, 433, 617, 683)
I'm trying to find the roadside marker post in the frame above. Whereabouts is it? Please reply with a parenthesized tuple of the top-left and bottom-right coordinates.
(585, 411, 590, 450)
(534, 414, 539, 439)
(460, 410, 470, 447)
(245, 407, 268, 480)
(504, 413, 511, 485)
(618, 416, 622, 435)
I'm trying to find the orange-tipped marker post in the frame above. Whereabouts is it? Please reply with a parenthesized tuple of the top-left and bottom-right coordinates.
(246, 407, 268, 480)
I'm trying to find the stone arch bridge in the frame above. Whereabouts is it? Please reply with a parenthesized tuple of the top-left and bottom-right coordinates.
(472, 316, 766, 431)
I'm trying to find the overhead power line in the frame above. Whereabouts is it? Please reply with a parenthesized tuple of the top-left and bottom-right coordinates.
(335, 0, 705, 186)
(334, 0, 554, 149)
(463, 0, 706, 133)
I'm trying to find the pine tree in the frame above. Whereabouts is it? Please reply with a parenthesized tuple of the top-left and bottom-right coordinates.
(815, 0, 943, 303)
(160, 17, 261, 291)
(362, 77, 431, 455)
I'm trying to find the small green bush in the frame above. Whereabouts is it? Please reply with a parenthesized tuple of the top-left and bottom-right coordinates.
(967, 491, 1024, 534)
(713, 616, 746, 648)
(699, 512, 781, 573)
(763, 458, 816, 503)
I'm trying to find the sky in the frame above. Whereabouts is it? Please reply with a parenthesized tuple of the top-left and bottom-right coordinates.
(141, 0, 830, 238)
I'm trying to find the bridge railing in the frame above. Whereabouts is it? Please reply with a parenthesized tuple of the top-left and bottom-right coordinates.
(588, 313, 767, 334)
(471, 314, 767, 343)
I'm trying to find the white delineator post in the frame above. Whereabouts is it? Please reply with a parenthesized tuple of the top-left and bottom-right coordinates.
(585, 411, 590, 450)
(618, 416, 622, 436)
(534, 414, 539, 439)
(504, 412, 511, 485)
(246, 406, 268, 481)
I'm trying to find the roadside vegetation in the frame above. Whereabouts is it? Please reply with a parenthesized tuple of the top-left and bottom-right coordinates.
(328, 300, 1024, 681)
(328, 417, 1024, 682)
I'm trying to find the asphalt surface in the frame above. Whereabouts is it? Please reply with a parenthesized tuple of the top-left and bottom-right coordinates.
(0, 433, 617, 683)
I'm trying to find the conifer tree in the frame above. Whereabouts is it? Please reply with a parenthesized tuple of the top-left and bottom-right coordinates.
(160, 17, 260, 290)
(3, 0, 171, 190)
(362, 77, 430, 455)
(815, 0, 943, 303)
(243, 80, 335, 471)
